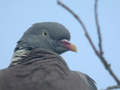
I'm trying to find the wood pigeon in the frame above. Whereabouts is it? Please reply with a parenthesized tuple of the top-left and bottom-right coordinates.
(0, 22, 97, 90)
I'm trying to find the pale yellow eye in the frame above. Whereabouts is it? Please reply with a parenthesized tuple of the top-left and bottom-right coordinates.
(42, 32, 48, 36)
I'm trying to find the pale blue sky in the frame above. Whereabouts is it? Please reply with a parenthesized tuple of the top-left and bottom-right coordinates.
(0, 0, 120, 89)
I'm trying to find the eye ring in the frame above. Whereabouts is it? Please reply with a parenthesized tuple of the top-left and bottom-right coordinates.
(42, 32, 48, 36)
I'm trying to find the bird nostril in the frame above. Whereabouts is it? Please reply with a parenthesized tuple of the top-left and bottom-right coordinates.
(60, 39, 70, 45)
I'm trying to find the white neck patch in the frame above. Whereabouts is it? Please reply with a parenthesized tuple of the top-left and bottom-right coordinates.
(10, 49, 30, 65)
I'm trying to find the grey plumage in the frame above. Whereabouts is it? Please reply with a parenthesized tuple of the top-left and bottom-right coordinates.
(15, 22, 70, 54)
(0, 22, 97, 90)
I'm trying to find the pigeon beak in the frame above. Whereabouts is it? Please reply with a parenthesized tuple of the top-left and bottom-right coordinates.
(61, 39, 77, 52)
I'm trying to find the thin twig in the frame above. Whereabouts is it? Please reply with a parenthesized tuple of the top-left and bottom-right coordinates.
(94, 0, 103, 55)
(57, 0, 98, 53)
(107, 85, 120, 90)
(57, 0, 120, 86)
(94, 0, 120, 85)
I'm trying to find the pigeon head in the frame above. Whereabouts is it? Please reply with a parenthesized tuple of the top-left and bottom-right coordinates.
(16, 22, 77, 54)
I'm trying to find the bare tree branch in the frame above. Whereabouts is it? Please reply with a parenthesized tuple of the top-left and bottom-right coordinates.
(94, 0, 103, 55)
(107, 85, 120, 90)
(57, 0, 120, 89)
(57, 0, 98, 54)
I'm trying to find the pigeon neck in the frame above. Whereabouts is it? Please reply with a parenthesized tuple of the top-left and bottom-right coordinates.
(10, 48, 31, 66)
(10, 48, 68, 69)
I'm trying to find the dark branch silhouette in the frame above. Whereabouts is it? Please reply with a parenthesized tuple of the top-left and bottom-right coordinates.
(94, 0, 103, 55)
(57, 0, 120, 89)
(107, 85, 120, 90)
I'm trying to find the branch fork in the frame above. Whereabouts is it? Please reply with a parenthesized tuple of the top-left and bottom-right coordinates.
(57, 0, 120, 89)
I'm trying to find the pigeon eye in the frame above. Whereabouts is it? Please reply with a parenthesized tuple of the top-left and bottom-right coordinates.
(42, 32, 48, 36)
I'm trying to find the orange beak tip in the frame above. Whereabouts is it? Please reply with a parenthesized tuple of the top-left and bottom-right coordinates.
(69, 44, 77, 52)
